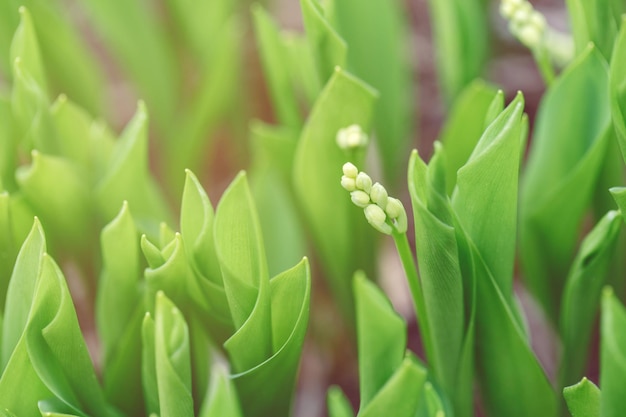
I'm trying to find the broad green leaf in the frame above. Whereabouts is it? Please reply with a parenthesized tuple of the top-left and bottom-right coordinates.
(610, 16, 626, 164)
(0, 97, 15, 189)
(408, 148, 465, 411)
(559, 210, 622, 387)
(252, 5, 303, 129)
(427, 0, 488, 101)
(300, 0, 347, 83)
(180, 170, 233, 345)
(438, 80, 499, 194)
(228, 258, 311, 417)
(520, 45, 611, 322)
(600, 288, 626, 417)
(470, 243, 557, 417)
(293, 67, 378, 319)
(10, 7, 46, 93)
(141, 313, 159, 416)
(0, 193, 16, 307)
(96, 102, 172, 237)
(327, 386, 354, 417)
(565, 0, 621, 60)
(0, 0, 21, 76)
(25, 254, 120, 417)
(78, 0, 178, 128)
(96, 202, 144, 416)
(283, 34, 321, 105)
(249, 122, 305, 277)
(152, 292, 194, 417)
(214, 172, 269, 331)
(50, 95, 115, 181)
(453, 92, 525, 300)
(199, 366, 243, 417)
(166, 17, 242, 187)
(423, 382, 445, 417)
(358, 355, 427, 417)
(11, 57, 56, 154)
(327, 0, 413, 184)
(354, 272, 406, 408)
(563, 377, 601, 417)
(16, 151, 92, 253)
(1, 218, 45, 371)
(163, 0, 236, 64)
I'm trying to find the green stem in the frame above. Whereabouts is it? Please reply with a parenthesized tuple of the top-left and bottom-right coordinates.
(391, 229, 434, 364)
(533, 45, 556, 86)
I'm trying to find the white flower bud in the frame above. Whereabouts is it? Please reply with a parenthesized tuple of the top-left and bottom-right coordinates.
(351, 190, 371, 208)
(355, 172, 372, 193)
(342, 162, 358, 179)
(393, 210, 408, 234)
(364, 204, 392, 235)
(336, 124, 368, 150)
(517, 25, 542, 48)
(341, 175, 356, 191)
(370, 183, 389, 209)
(385, 197, 405, 219)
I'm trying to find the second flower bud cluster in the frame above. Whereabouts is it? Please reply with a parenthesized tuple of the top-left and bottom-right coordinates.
(341, 162, 407, 235)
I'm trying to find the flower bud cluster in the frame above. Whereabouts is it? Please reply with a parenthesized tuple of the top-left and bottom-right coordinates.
(500, 0, 546, 50)
(341, 162, 407, 235)
(336, 124, 368, 150)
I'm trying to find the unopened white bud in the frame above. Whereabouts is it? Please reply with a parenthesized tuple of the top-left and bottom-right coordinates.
(342, 162, 358, 179)
(351, 190, 371, 208)
(336, 124, 368, 150)
(385, 197, 404, 219)
(341, 176, 357, 191)
(364, 204, 392, 235)
(356, 172, 372, 193)
(370, 183, 389, 209)
(517, 25, 542, 48)
(393, 210, 408, 234)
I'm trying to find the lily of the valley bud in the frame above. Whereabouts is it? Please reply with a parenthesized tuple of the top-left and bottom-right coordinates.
(356, 172, 372, 193)
(500, 0, 546, 50)
(342, 162, 359, 179)
(370, 183, 389, 210)
(340, 162, 408, 235)
(351, 190, 371, 208)
(364, 204, 392, 235)
(336, 124, 368, 150)
(341, 176, 357, 191)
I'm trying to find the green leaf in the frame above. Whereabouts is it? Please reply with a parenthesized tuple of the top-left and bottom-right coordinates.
(252, 5, 303, 129)
(327, 386, 354, 417)
(565, 0, 621, 60)
(10, 7, 46, 93)
(453, 92, 525, 300)
(96, 202, 145, 416)
(0, 193, 17, 308)
(1, 218, 45, 371)
(407, 148, 466, 413)
(199, 366, 243, 417)
(153, 292, 194, 417)
(0, 97, 16, 189)
(227, 258, 311, 417)
(358, 355, 427, 417)
(520, 45, 612, 322)
(300, 0, 347, 83)
(328, 0, 413, 183)
(293, 67, 378, 319)
(96, 102, 172, 237)
(600, 288, 626, 417)
(610, 16, 626, 164)
(249, 122, 305, 277)
(438, 80, 499, 194)
(471, 243, 557, 417)
(423, 382, 446, 417)
(26, 254, 120, 417)
(78, 0, 178, 127)
(16, 151, 92, 252)
(166, 17, 242, 186)
(559, 210, 623, 387)
(180, 170, 233, 345)
(214, 172, 270, 339)
(563, 377, 601, 417)
(427, 0, 489, 101)
(354, 272, 406, 408)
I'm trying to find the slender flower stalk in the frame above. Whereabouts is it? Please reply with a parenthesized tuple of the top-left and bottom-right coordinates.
(500, 0, 573, 84)
(340, 161, 434, 364)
